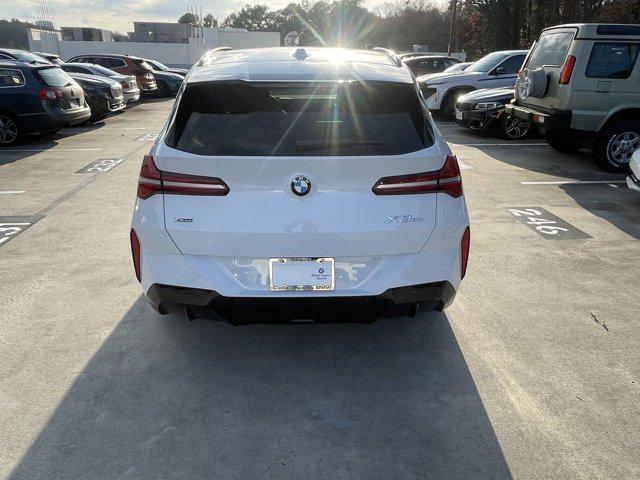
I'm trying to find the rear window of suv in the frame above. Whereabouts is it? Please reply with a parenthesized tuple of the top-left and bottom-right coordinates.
(527, 31, 575, 69)
(36, 67, 74, 87)
(167, 81, 432, 156)
(586, 43, 640, 79)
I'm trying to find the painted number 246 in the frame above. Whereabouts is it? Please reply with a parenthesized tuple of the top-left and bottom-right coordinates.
(508, 209, 569, 235)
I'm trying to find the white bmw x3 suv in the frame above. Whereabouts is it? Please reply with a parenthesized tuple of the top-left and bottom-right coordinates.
(130, 47, 470, 323)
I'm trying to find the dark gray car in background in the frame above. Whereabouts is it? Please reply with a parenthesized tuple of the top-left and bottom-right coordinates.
(0, 61, 90, 145)
(65, 73, 125, 121)
(61, 63, 140, 104)
(455, 88, 533, 139)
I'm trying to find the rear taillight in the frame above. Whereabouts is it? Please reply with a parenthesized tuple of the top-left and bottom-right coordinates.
(120, 81, 130, 89)
(372, 154, 462, 197)
(137, 155, 162, 199)
(130, 228, 141, 282)
(37, 88, 63, 101)
(137, 155, 229, 199)
(559, 55, 576, 85)
(460, 226, 470, 279)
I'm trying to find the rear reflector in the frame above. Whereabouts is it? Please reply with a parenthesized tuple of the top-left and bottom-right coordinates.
(372, 154, 463, 197)
(137, 155, 229, 199)
(460, 227, 470, 279)
(533, 114, 545, 124)
(130, 228, 141, 282)
(559, 55, 576, 85)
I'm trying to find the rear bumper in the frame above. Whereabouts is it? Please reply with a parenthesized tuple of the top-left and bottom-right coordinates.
(505, 102, 571, 132)
(123, 89, 140, 104)
(140, 82, 158, 94)
(627, 171, 640, 192)
(19, 106, 91, 132)
(146, 281, 456, 323)
(132, 189, 469, 321)
(87, 96, 126, 116)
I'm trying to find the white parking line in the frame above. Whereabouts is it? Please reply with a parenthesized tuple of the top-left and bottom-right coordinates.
(0, 148, 102, 152)
(451, 143, 548, 147)
(0, 190, 26, 194)
(64, 126, 149, 131)
(520, 180, 627, 185)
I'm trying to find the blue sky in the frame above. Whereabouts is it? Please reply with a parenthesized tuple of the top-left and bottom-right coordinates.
(5, 0, 445, 34)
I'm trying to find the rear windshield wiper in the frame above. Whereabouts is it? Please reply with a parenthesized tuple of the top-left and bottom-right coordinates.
(295, 140, 382, 151)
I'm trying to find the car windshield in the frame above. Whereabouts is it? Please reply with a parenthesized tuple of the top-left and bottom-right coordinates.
(90, 64, 120, 77)
(36, 67, 74, 86)
(168, 81, 432, 156)
(149, 60, 169, 71)
(466, 53, 510, 73)
(12, 51, 50, 64)
(444, 63, 466, 72)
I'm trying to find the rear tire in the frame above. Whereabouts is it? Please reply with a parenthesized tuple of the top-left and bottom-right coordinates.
(0, 113, 21, 147)
(157, 81, 170, 96)
(592, 119, 640, 172)
(546, 131, 583, 153)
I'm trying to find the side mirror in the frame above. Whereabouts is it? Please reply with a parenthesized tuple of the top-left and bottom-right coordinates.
(494, 67, 506, 75)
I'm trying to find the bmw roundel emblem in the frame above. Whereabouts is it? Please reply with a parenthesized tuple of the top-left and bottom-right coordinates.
(291, 175, 311, 196)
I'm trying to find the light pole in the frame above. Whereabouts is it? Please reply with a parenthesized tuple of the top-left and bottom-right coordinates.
(447, 0, 458, 56)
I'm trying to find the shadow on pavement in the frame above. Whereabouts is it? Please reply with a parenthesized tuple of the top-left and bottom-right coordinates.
(8, 297, 511, 479)
(0, 123, 106, 166)
(462, 143, 640, 239)
(0, 136, 61, 166)
(559, 183, 640, 239)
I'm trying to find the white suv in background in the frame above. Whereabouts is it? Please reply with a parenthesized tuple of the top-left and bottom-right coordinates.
(418, 50, 529, 118)
(130, 47, 470, 323)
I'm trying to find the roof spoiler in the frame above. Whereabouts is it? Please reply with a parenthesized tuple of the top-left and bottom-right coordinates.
(373, 47, 402, 67)
(196, 47, 233, 67)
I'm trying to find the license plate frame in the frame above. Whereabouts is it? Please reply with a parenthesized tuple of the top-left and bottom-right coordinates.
(269, 257, 335, 291)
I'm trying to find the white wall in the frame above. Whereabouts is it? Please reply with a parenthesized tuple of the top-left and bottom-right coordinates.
(56, 39, 200, 64)
(217, 31, 280, 49)
(28, 28, 281, 67)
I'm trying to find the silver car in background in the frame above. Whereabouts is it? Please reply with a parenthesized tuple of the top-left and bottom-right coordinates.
(60, 63, 141, 104)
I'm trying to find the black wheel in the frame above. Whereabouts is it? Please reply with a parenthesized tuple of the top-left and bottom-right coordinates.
(441, 89, 472, 120)
(546, 131, 583, 153)
(500, 114, 530, 140)
(0, 113, 21, 146)
(592, 119, 640, 172)
(157, 81, 170, 96)
(89, 112, 107, 122)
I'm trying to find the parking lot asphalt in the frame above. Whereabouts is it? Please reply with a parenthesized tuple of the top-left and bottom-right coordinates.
(1, 101, 639, 479)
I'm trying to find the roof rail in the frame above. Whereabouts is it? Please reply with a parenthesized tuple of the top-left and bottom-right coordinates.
(197, 46, 233, 67)
(373, 47, 402, 67)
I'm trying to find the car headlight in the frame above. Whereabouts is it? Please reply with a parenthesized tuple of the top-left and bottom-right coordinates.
(475, 102, 502, 110)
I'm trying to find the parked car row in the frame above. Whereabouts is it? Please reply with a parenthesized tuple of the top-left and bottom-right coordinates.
(0, 49, 187, 146)
(417, 24, 640, 174)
